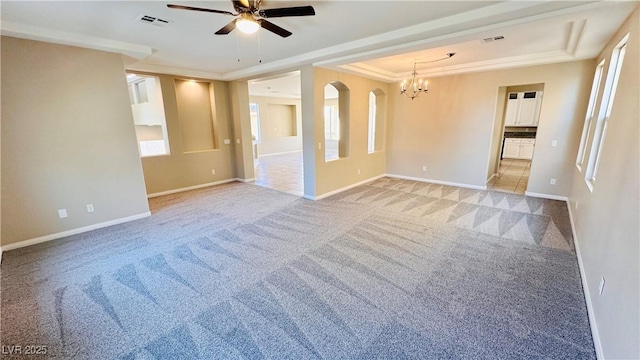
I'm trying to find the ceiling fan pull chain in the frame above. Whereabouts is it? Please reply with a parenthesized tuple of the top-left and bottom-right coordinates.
(236, 30, 240, 62)
(258, 30, 262, 63)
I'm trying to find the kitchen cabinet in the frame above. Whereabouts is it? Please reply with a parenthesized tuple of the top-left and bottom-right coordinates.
(503, 138, 536, 160)
(504, 91, 543, 127)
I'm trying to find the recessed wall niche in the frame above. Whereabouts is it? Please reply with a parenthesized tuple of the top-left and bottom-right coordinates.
(174, 79, 219, 153)
(267, 104, 297, 137)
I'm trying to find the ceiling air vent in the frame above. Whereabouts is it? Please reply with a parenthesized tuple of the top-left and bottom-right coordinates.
(481, 35, 505, 44)
(137, 14, 172, 27)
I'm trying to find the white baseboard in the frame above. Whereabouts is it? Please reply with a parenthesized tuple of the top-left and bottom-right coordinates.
(304, 174, 387, 201)
(386, 173, 487, 190)
(147, 179, 238, 198)
(236, 177, 255, 183)
(0, 211, 151, 252)
(567, 202, 603, 359)
(524, 191, 568, 201)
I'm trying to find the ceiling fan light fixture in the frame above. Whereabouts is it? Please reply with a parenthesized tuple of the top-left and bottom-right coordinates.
(236, 15, 259, 34)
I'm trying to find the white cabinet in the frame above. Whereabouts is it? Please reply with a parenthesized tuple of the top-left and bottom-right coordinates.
(519, 139, 535, 159)
(504, 91, 543, 127)
(503, 140, 521, 158)
(503, 138, 536, 160)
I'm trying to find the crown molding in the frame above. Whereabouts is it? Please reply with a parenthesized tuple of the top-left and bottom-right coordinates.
(126, 63, 223, 81)
(1, 21, 152, 59)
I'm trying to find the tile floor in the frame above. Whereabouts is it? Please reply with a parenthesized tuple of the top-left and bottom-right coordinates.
(254, 153, 529, 196)
(487, 159, 531, 194)
(253, 151, 304, 195)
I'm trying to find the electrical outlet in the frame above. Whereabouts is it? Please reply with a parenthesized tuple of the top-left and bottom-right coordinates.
(575, 201, 579, 210)
(551, 140, 558, 147)
(318, 142, 322, 150)
(58, 209, 68, 219)
(86, 204, 95, 213)
(223, 139, 231, 145)
(598, 277, 605, 295)
(236, 139, 240, 144)
(422, 165, 427, 172)
(211, 169, 216, 175)
(550, 178, 557, 185)
(357, 169, 361, 175)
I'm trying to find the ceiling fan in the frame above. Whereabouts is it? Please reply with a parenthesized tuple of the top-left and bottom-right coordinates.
(167, 0, 315, 38)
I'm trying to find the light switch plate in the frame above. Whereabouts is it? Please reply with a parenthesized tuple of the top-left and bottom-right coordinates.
(223, 139, 231, 145)
(58, 209, 68, 219)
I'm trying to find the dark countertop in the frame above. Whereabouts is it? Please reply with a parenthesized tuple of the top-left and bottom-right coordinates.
(504, 132, 536, 139)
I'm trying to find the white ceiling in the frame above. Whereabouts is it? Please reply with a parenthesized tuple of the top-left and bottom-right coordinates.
(2, 0, 637, 95)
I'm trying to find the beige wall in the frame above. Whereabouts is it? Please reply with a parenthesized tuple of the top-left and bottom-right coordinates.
(1, 37, 150, 246)
(387, 60, 594, 196)
(229, 80, 255, 181)
(249, 95, 302, 156)
(310, 68, 389, 197)
(138, 74, 236, 194)
(487, 86, 507, 181)
(569, 7, 639, 359)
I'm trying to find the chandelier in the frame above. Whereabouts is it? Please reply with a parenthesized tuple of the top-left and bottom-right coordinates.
(400, 52, 456, 100)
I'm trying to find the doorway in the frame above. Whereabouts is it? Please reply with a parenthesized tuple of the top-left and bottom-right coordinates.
(488, 83, 544, 194)
(248, 71, 304, 195)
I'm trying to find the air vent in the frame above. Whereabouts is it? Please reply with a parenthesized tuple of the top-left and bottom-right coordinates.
(481, 35, 505, 44)
(137, 14, 172, 27)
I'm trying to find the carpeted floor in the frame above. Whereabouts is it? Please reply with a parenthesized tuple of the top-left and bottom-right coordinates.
(0, 178, 595, 359)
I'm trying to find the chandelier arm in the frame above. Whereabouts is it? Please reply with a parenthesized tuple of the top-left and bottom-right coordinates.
(400, 53, 453, 100)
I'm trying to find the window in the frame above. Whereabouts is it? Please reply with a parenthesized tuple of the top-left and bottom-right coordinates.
(576, 60, 605, 170)
(324, 105, 339, 140)
(585, 34, 628, 190)
(249, 102, 261, 143)
(367, 89, 386, 154)
(127, 74, 170, 157)
(129, 81, 149, 104)
(368, 92, 376, 154)
(324, 82, 349, 162)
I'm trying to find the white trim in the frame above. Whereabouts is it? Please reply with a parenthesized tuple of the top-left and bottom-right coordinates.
(567, 202, 603, 359)
(0, 212, 151, 252)
(1, 21, 152, 59)
(386, 173, 487, 190)
(524, 191, 568, 201)
(304, 174, 387, 201)
(487, 173, 499, 184)
(147, 179, 238, 198)
(127, 63, 223, 81)
(224, 1, 606, 81)
(0, 247, 3, 265)
(236, 178, 255, 183)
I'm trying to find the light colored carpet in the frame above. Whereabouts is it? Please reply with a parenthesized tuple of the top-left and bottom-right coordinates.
(0, 178, 594, 359)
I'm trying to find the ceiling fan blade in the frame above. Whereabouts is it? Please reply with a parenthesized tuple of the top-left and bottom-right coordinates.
(259, 6, 315, 18)
(215, 20, 237, 35)
(232, 0, 251, 12)
(167, 4, 234, 16)
(258, 19, 292, 38)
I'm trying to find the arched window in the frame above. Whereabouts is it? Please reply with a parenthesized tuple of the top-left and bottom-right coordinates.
(324, 82, 350, 161)
(368, 89, 386, 153)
